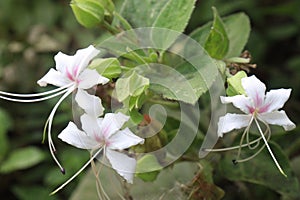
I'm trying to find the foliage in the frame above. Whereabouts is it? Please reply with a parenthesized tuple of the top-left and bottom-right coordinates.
(0, 0, 300, 199)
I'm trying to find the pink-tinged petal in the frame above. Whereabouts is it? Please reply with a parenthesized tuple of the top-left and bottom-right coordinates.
(242, 75, 266, 108)
(260, 89, 292, 113)
(108, 128, 144, 150)
(259, 111, 296, 131)
(58, 122, 98, 149)
(105, 148, 136, 183)
(54, 52, 75, 75)
(73, 45, 100, 74)
(221, 95, 253, 114)
(54, 45, 99, 78)
(80, 114, 102, 140)
(77, 69, 109, 89)
(218, 113, 252, 137)
(99, 112, 130, 139)
(75, 89, 104, 117)
(37, 68, 71, 87)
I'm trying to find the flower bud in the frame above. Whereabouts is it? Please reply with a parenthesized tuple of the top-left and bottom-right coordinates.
(70, 0, 105, 28)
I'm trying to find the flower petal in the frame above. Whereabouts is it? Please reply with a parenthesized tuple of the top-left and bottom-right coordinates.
(37, 68, 71, 87)
(73, 45, 100, 74)
(105, 148, 136, 183)
(108, 128, 144, 150)
(259, 111, 296, 131)
(75, 89, 104, 117)
(218, 113, 252, 137)
(80, 114, 101, 138)
(54, 45, 99, 78)
(78, 69, 109, 89)
(99, 112, 130, 139)
(54, 52, 75, 75)
(242, 75, 266, 108)
(58, 121, 98, 149)
(261, 88, 292, 113)
(220, 95, 252, 114)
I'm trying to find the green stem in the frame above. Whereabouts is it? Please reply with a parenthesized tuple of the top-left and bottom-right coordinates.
(103, 21, 120, 35)
(113, 12, 133, 31)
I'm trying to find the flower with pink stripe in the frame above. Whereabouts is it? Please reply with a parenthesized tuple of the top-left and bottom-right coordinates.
(216, 75, 295, 177)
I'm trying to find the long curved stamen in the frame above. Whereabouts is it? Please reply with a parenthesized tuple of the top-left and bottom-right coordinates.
(91, 153, 110, 200)
(46, 87, 75, 173)
(254, 118, 287, 177)
(201, 136, 263, 152)
(0, 83, 73, 97)
(0, 83, 73, 103)
(0, 87, 71, 103)
(246, 127, 261, 150)
(234, 128, 271, 163)
(236, 117, 253, 162)
(50, 147, 103, 195)
(203, 116, 255, 153)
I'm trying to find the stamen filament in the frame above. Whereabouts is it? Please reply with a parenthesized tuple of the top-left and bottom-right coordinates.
(201, 136, 262, 152)
(246, 128, 261, 150)
(50, 147, 103, 195)
(234, 128, 271, 163)
(0, 88, 70, 103)
(203, 116, 255, 153)
(254, 118, 287, 177)
(46, 87, 74, 173)
(236, 118, 252, 161)
(234, 143, 266, 163)
(91, 154, 110, 200)
(0, 83, 73, 97)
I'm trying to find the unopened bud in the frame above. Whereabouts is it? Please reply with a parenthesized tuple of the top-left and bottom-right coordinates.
(70, 0, 105, 28)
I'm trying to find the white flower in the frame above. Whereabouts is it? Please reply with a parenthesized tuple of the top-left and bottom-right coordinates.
(0, 45, 109, 172)
(216, 75, 296, 176)
(37, 45, 108, 90)
(58, 112, 144, 183)
(218, 75, 295, 137)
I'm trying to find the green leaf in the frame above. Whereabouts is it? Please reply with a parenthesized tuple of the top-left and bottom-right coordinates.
(191, 11, 250, 58)
(71, 0, 105, 28)
(88, 58, 121, 79)
(223, 12, 250, 58)
(118, 0, 196, 50)
(152, 0, 196, 32)
(204, 7, 229, 59)
(136, 154, 162, 182)
(136, 63, 207, 104)
(12, 185, 58, 200)
(226, 71, 247, 96)
(120, 0, 168, 27)
(70, 161, 212, 199)
(189, 22, 212, 46)
(0, 146, 45, 174)
(120, 0, 196, 33)
(0, 109, 12, 161)
(115, 70, 149, 102)
(129, 108, 143, 124)
(219, 141, 300, 199)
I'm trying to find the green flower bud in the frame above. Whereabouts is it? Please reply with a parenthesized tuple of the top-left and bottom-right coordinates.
(70, 0, 105, 28)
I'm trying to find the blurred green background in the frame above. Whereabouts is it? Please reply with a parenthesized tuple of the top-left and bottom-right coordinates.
(0, 0, 299, 199)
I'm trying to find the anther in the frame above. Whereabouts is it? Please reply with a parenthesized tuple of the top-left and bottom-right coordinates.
(232, 159, 238, 165)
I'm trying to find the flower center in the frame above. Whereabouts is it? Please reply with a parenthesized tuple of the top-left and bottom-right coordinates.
(94, 130, 111, 147)
(66, 66, 81, 84)
(252, 108, 260, 117)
